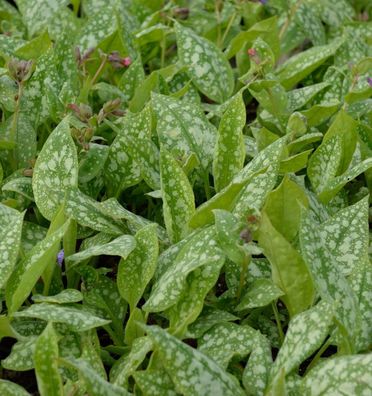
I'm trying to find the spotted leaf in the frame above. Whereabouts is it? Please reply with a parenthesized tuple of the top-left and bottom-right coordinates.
(32, 289, 83, 304)
(133, 369, 177, 396)
(0, 380, 30, 396)
(2, 337, 37, 371)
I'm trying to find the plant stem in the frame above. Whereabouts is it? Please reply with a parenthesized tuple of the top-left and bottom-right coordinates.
(305, 337, 332, 375)
(272, 301, 285, 345)
(221, 12, 236, 48)
(8, 81, 24, 170)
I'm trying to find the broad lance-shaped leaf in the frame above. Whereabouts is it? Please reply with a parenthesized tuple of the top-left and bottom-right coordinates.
(317, 197, 369, 276)
(1, 336, 37, 371)
(175, 22, 233, 103)
(258, 212, 314, 317)
(167, 257, 225, 337)
(349, 256, 372, 352)
(300, 209, 361, 349)
(242, 332, 272, 395)
(6, 220, 70, 314)
(269, 301, 334, 384)
(63, 358, 129, 396)
(308, 135, 342, 193)
(66, 235, 136, 265)
(2, 176, 34, 201)
(32, 117, 78, 220)
(0, 209, 24, 289)
(32, 289, 83, 304)
(160, 149, 195, 243)
(0, 380, 31, 396)
(34, 323, 63, 396)
(198, 323, 257, 369)
(152, 93, 217, 170)
(143, 227, 223, 313)
(236, 279, 284, 311)
(111, 337, 153, 387)
(117, 224, 158, 310)
(134, 369, 177, 396)
(13, 303, 110, 332)
(276, 38, 343, 89)
(301, 354, 372, 395)
(213, 92, 246, 192)
(144, 325, 245, 396)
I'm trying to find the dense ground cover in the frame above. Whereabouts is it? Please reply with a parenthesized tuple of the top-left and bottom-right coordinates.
(0, 0, 371, 395)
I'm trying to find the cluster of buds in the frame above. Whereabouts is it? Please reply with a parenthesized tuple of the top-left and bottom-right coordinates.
(75, 46, 95, 68)
(172, 7, 189, 20)
(8, 59, 33, 83)
(247, 48, 261, 65)
(97, 98, 124, 123)
(108, 51, 132, 69)
(68, 103, 93, 123)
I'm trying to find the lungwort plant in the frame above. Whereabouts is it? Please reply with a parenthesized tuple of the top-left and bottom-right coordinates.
(0, 0, 371, 395)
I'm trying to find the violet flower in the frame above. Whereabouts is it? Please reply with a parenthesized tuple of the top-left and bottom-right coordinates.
(57, 249, 64, 267)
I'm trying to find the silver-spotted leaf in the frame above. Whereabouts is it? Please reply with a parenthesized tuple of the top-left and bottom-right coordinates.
(32, 289, 83, 304)
(0, 380, 31, 396)
(133, 369, 177, 396)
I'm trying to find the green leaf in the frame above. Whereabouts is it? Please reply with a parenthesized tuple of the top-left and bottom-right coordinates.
(0, 380, 31, 396)
(175, 22, 234, 103)
(236, 279, 284, 311)
(67, 235, 136, 266)
(117, 224, 158, 310)
(32, 117, 78, 220)
(160, 148, 195, 243)
(144, 325, 245, 396)
(134, 369, 177, 396)
(0, 209, 24, 289)
(276, 39, 343, 89)
(263, 175, 308, 242)
(143, 227, 223, 312)
(258, 212, 314, 317)
(13, 303, 110, 332)
(15, 30, 51, 59)
(301, 354, 372, 395)
(34, 322, 63, 396)
(2, 177, 34, 201)
(32, 289, 83, 304)
(2, 336, 37, 371)
(199, 322, 257, 369)
(213, 92, 246, 192)
(6, 220, 70, 314)
(152, 93, 217, 170)
(269, 301, 334, 383)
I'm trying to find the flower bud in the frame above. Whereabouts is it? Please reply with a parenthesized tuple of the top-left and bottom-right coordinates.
(8, 59, 34, 83)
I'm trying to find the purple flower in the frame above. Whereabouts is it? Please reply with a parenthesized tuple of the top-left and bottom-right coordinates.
(259, 0, 268, 4)
(57, 249, 64, 267)
(367, 77, 372, 88)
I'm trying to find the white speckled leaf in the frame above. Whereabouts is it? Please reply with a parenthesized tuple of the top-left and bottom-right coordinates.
(2, 177, 34, 201)
(213, 92, 246, 192)
(65, 189, 125, 235)
(152, 93, 217, 170)
(145, 325, 245, 396)
(0, 380, 31, 396)
(269, 301, 334, 383)
(199, 322, 257, 369)
(32, 118, 78, 220)
(318, 197, 368, 276)
(32, 289, 83, 304)
(79, 144, 109, 184)
(0, 209, 24, 289)
(34, 323, 63, 396)
(117, 224, 158, 310)
(287, 82, 330, 112)
(14, 303, 110, 332)
(6, 220, 70, 314)
(133, 369, 177, 396)
(301, 354, 372, 395)
(1, 336, 37, 371)
(175, 22, 233, 103)
(236, 279, 284, 311)
(143, 227, 223, 313)
(242, 332, 272, 395)
(308, 135, 342, 193)
(65, 358, 129, 396)
(300, 210, 361, 347)
(258, 212, 314, 317)
(167, 257, 225, 337)
(111, 337, 153, 387)
(20, 222, 47, 253)
(160, 149, 195, 243)
(67, 235, 136, 265)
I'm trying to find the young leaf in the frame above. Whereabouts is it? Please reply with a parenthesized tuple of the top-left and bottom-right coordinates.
(258, 212, 314, 317)
(34, 322, 63, 396)
(32, 289, 83, 304)
(175, 22, 234, 103)
(0, 380, 31, 396)
(160, 148, 195, 243)
(32, 117, 78, 220)
(13, 303, 110, 332)
(117, 224, 158, 310)
(144, 325, 245, 396)
(1, 337, 37, 371)
(213, 92, 246, 192)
